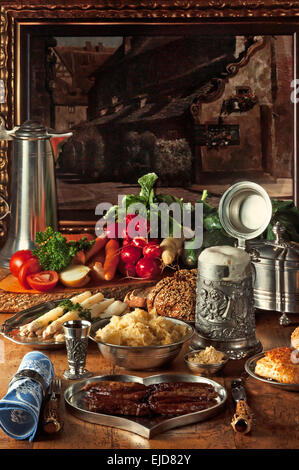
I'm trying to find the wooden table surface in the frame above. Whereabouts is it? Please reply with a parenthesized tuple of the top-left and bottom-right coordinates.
(0, 309, 298, 450)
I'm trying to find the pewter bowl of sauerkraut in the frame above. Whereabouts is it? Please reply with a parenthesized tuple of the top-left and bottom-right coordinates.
(89, 309, 194, 371)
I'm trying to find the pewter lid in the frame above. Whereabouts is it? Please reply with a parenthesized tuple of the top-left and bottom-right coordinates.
(248, 222, 299, 264)
(14, 120, 49, 139)
(219, 181, 272, 244)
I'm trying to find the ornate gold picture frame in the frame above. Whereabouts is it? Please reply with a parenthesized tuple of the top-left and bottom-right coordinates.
(0, 1, 298, 242)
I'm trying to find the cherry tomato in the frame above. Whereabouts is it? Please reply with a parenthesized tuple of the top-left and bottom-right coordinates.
(143, 243, 162, 259)
(120, 245, 142, 265)
(18, 257, 42, 289)
(135, 257, 161, 279)
(26, 270, 59, 292)
(9, 250, 33, 277)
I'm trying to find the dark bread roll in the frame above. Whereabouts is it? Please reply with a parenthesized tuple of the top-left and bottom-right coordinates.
(147, 269, 197, 322)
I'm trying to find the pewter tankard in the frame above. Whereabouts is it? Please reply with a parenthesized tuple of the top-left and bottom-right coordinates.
(0, 119, 72, 268)
(192, 182, 272, 359)
(193, 246, 262, 359)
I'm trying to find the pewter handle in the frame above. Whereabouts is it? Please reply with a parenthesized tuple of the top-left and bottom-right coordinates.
(0, 194, 10, 220)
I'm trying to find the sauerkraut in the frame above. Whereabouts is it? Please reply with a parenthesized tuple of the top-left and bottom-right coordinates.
(95, 308, 187, 346)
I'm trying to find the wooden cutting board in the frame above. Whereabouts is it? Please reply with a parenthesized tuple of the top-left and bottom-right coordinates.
(0, 267, 166, 313)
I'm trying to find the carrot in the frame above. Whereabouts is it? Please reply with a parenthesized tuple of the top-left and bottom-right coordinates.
(87, 249, 106, 267)
(64, 233, 95, 242)
(85, 236, 108, 262)
(103, 239, 120, 281)
(72, 250, 86, 265)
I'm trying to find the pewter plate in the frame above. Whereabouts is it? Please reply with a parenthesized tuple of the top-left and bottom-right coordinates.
(64, 373, 227, 439)
(245, 352, 299, 392)
(0, 299, 67, 349)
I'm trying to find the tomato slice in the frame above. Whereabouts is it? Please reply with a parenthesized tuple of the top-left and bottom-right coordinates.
(9, 250, 33, 277)
(18, 257, 42, 289)
(26, 270, 59, 292)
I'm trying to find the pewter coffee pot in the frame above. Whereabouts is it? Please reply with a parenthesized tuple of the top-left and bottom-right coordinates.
(0, 119, 72, 268)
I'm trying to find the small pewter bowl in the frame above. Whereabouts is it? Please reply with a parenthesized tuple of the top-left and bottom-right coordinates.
(184, 349, 229, 376)
(89, 317, 194, 371)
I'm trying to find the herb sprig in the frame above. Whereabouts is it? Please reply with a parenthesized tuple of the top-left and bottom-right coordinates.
(58, 299, 92, 321)
(32, 227, 95, 272)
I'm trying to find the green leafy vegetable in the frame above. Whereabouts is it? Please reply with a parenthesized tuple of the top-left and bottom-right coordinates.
(138, 172, 158, 206)
(32, 227, 95, 272)
(260, 199, 299, 242)
(58, 299, 91, 321)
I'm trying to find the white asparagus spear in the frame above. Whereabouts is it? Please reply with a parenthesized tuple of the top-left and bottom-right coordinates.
(78, 292, 104, 308)
(100, 301, 128, 319)
(90, 298, 115, 319)
(35, 327, 46, 338)
(43, 310, 81, 338)
(27, 291, 92, 333)
(54, 333, 65, 342)
(43, 292, 105, 337)
(19, 325, 30, 336)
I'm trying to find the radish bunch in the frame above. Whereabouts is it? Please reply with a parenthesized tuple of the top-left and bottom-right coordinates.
(117, 216, 162, 280)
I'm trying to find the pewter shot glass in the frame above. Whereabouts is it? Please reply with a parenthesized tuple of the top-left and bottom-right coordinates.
(62, 320, 92, 380)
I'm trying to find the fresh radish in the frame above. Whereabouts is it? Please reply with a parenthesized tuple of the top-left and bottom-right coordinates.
(121, 226, 132, 242)
(105, 223, 124, 239)
(124, 263, 136, 277)
(135, 257, 161, 279)
(120, 245, 142, 265)
(126, 216, 150, 239)
(118, 259, 136, 277)
(143, 243, 162, 259)
(135, 218, 150, 236)
(147, 238, 160, 245)
(132, 237, 148, 249)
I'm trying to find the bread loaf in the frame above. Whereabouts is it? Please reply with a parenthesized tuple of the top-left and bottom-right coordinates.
(291, 327, 299, 350)
(124, 288, 152, 309)
(254, 347, 299, 384)
(147, 269, 197, 322)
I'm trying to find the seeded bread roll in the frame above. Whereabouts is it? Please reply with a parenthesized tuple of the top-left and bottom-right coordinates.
(147, 269, 197, 322)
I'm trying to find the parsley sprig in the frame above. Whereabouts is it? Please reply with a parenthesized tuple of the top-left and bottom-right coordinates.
(32, 227, 95, 272)
(58, 299, 92, 321)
